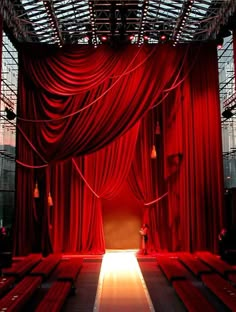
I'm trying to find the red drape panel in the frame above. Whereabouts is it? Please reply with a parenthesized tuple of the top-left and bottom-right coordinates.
(14, 42, 224, 255)
(83, 122, 140, 200)
(127, 110, 161, 252)
(14, 44, 183, 255)
(163, 43, 224, 252)
(39, 123, 139, 253)
(49, 157, 105, 253)
(17, 44, 183, 160)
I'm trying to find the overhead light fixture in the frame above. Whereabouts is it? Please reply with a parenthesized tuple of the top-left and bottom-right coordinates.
(216, 36, 224, 49)
(88, 1, 98, 47)
(43, 0, 63, 47)
(222, 108, 233, 119)
(172, 0, 194, 46)
(160, 34, 167, 42)
(158, 24, 170, 43)
(137, 0, 149, 46)
(100, 35, 108, 42)
(5, 107, 16, 120)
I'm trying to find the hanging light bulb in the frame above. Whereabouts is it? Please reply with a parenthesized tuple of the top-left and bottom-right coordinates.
(151, 145, 157, 159)
(34, 182, 40, 198)
(48, 192, 53, 206)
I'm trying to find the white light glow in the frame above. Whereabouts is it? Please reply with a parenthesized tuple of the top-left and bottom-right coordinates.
(94, 250, 154, 312)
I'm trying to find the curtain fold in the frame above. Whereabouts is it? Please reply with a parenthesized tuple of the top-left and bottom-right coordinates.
(163, 43, 224, 252)
(127, 109, 161, 252)
(45, 123, 139, 253)
(14, 44, 183, 255)
(17, 44, 183, 161)
(14, 42, 224, 255)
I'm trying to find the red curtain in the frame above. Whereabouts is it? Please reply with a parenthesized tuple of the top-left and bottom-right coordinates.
(17, 44, 182, 160)
(163, 44, 224, 252)
(14, 42, 224, 255)
(127, 109, 161, 252)
(48, 123, 139, 253)
(14, 44, 183, 255)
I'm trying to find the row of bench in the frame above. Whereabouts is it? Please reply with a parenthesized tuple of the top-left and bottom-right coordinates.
(0, 254, 83, 312)
(35, 257, 83, 312)
(157, 252, 236, 312)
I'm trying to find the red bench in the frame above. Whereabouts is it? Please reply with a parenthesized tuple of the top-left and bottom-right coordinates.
(2, 254, 42, 279)
(30, 254, 61, 280)
(0, 277, 15, 298)
(0, 276, 42, 311)
(157, 256, 189, 282)
(57, 258, 83, 282)
(195, 251, 236, 276)
(201, 273, 236, 311)
(178, 252, 212, 277)
(172, 280, 216, 312)
(228, 273, 236, 284)
(35, 281, 71, 312)
(34, 258, 83, 311)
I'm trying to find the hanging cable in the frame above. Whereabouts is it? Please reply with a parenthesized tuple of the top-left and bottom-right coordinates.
(72, 158, 100, 198)
(144, 192, 168, 206)
(17, 47, 156, 123)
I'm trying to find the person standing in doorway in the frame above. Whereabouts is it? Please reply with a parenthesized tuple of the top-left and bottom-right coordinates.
(139, 224, 149, 255)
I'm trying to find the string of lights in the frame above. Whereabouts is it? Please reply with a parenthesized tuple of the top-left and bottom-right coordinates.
(173, 0, 194, 46)
(43, 0, 63, 48)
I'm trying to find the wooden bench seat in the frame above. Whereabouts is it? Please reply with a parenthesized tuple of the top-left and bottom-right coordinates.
(0, 277, 15, 298)
(157, 256, 189, 282)
(30, 254, 61, 279)
(178, 252, 213, 277)
(172, 280, 216, 312)
(0, 276, 42, 312)
(201, 273, 236, 312)
(227, 272, 236, 284)
(195, 251, 236, 276)
(2, 254, 42, 279)
(35, 281, 71, 312)
(57, 258, 83, 282)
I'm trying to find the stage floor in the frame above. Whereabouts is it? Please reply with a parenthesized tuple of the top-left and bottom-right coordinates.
(62, 250, 186, 312)
(93, 250, 154, 311)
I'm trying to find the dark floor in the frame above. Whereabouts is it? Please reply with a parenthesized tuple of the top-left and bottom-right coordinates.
(62, 258, 102, 312)
(60, 256, 230, 312)
(24, 255, 232, 312)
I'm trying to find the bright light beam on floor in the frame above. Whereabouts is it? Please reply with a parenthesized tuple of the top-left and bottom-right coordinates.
(93, 250, 155, 312)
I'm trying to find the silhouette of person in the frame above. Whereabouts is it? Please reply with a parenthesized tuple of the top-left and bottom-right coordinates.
(139, 224, 149, 255)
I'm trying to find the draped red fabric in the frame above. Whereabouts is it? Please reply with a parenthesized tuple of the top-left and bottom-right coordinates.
(163, 43, 224, 252)
(83, 122, 140, 200)
(51, 123, 139, 253)
(127, 110, 161, 251)
(14, 42, 224, 255)
(14, 44, 183, 255)
(17, 122, 140, 254)
(17, 44, 182, 161)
